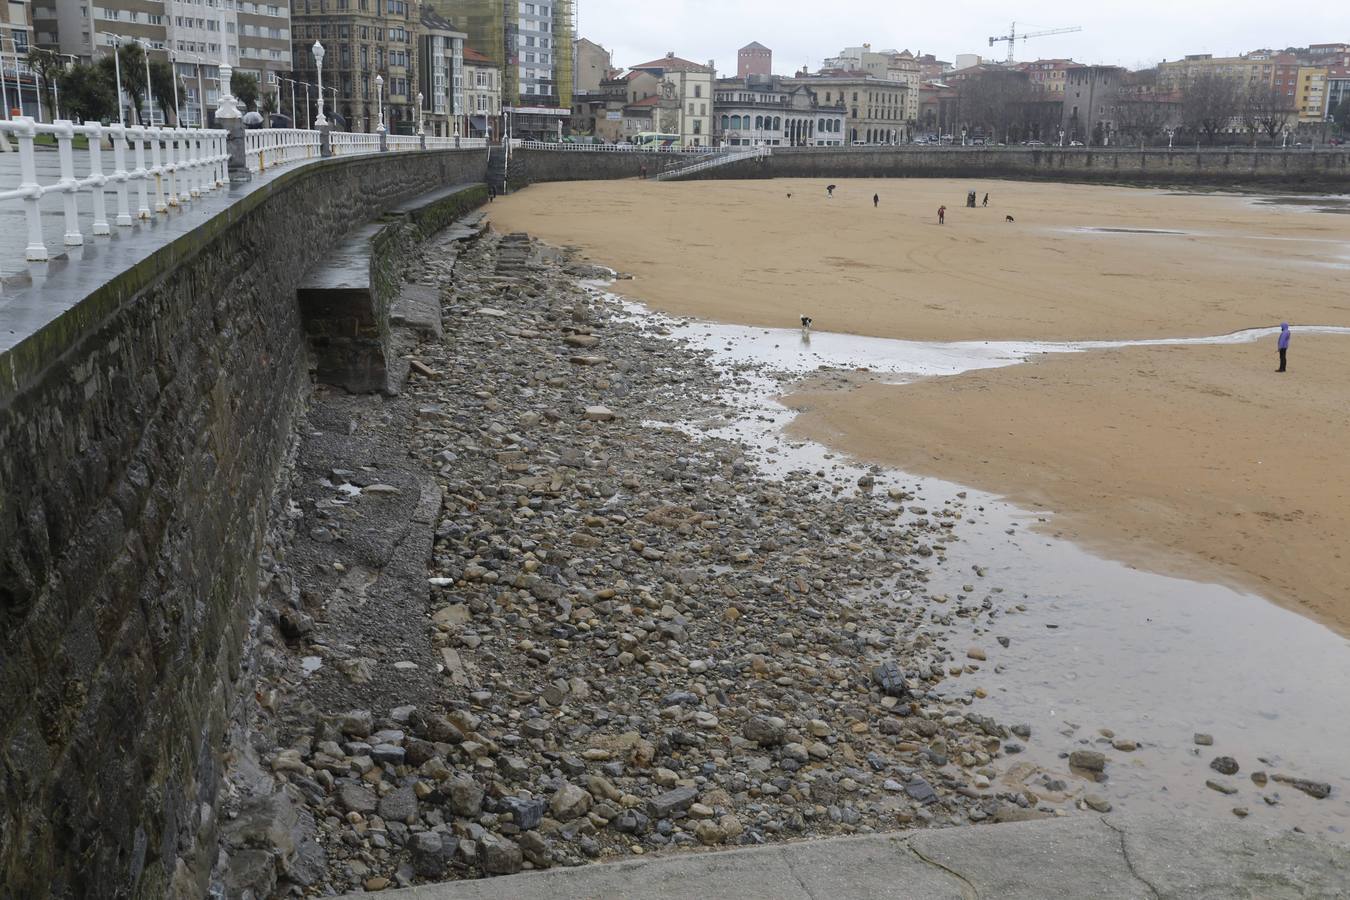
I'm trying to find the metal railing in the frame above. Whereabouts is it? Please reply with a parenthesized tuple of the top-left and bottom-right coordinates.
(508, 139, 719, 154)
(0, 116, 228, 262)
(655, 145, 772, 180)
(244, 128, 319, 171)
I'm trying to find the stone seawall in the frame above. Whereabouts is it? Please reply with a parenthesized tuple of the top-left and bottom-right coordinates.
(511, 146, 1350, 190)
(671, 147, 1350, 188)
(0, 150, 486, 898)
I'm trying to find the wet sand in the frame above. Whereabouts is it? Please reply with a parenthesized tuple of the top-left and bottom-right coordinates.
(490, 178, 1350, 342)
(489, 179, 1350, 630)
(784, 338, 1350, 634)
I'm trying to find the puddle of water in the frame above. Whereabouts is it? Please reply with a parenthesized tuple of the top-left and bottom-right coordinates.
(1252, 195, 1350, 215)
(1083, 226, 1187, 235)
(597, 284, 1350, 838)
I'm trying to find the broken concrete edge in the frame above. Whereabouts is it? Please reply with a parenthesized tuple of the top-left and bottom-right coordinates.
(341, 813, 1350, 899)
(296, 183, 489, 396)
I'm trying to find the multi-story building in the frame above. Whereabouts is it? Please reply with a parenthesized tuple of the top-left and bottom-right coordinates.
(1329, 66, 1350, 120)
(1295, 66, 1329, 123)
(1158, 52, 1275, 92)
(33, 1, 289, 126)
(463, 46, 500, 137)
(714, 74, 844, 146)
(418, 7, 466, 137)
(3, 0, 36, 117)
(1015, 59, 1076, 95)
(451, 0, 573, 112)
(737, 41, 770, 77)
(628, 52, 714, 147)
(1062, 65, 1122, 144)
(788, 70, 909, 143)
(821, 44, 920, 124)
(290, 0, 419, 134)
(569, 36, 611, 134)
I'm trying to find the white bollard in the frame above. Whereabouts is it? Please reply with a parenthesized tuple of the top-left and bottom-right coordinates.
(131, 126, 151, 219)
(54, 119, 83, 247)
(177, 129, 192, 204)
(109, 123, 133, 227)
(86, 123, 110, 235)
(15, 117, 48, 261)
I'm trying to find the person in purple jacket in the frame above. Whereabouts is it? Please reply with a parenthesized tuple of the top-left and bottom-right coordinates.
(1277, 322, 1291, 372)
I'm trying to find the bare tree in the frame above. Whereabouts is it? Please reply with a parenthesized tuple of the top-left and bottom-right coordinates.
(960, 69, 1032, 143)
(1243, 84, 1292, 143)
(1180, 73, 1241, 144)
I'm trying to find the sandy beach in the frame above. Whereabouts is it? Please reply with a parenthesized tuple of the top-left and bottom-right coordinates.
(489, 178, 1350, 631)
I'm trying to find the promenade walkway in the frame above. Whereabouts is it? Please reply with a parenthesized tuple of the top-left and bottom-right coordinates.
(355, 814, 1350, 899)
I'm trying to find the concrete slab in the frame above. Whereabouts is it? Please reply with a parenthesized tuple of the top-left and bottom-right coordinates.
(349, 815, 1350, 900)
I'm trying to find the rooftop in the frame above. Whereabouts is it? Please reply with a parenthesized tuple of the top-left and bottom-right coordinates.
(630, 53, 713, 74)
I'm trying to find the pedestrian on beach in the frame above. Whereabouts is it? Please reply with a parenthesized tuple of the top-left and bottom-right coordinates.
(1277, 322, 1291, 372)
(938, 205, 946, 225)
(827, 184, 836, 197)
(873, 193, 879, 208)
(639, 164, 648, 180)
(982, 192, 989, 207)
(488, 183, 496, 203)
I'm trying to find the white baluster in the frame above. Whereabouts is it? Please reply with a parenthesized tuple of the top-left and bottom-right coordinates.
(131, 127, 151, 219)
(109, 123, 133, 227)
(54, 119, 83, 247)
(178, 129, 191, 204)
(15, 117, 48, 261)
(86, 123, 110, 235)
(147, 127, 166, 213)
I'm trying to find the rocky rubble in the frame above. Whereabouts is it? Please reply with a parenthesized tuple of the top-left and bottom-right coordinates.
(217, 227, 1062, 897)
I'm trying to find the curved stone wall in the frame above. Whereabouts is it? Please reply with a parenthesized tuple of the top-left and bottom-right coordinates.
(0, 150, 486, 898)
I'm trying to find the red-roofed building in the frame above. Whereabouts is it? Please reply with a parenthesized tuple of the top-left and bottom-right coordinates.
(620, 52, 716, 146)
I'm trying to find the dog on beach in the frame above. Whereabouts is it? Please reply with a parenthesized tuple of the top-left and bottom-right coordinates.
(1005, 215, 1015, 223)
(800, 315, 813, 331)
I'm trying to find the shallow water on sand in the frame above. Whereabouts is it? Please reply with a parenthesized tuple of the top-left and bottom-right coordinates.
(600, 285, 1350, 837)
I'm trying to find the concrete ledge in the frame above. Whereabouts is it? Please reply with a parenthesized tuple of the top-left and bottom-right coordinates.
(353, 814, 1350, 899)
(295, 183, 487, 394)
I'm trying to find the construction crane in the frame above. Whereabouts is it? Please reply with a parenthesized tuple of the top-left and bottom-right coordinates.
(988, 22, 1083, 64)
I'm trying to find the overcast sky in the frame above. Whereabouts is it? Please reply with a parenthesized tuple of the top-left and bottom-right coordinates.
(576, 0, 1346, 75)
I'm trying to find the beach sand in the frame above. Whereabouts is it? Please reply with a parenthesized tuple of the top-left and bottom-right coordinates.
(489, 178, 1350, 630)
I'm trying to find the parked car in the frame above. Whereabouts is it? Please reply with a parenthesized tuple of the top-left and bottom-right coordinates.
(1026, 139, 1045, 146)
(1069, 140, 1085, 147)
(971, 138, 986, 146)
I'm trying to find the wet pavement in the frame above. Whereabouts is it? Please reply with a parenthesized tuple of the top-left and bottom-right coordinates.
(598, 286, 1350, 839)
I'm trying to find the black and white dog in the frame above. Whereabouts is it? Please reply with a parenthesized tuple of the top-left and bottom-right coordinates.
(1005, 215, 1015, 223)
(800, 315, 813, 331)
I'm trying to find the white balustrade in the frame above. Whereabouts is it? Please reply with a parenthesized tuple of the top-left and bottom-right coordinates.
(0, 117, 228, 262)
(509, 139, 719, 154)
(245, 128, 321, 172)
(1, 121, 486, 272)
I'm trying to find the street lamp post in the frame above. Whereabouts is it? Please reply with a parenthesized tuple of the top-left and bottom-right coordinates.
(141, 40, 154, 125)
(375, 74, 385, 133)
(112, 37, 126, 126)
(416, 91, 424, 135)
(312, 41, 327, 126)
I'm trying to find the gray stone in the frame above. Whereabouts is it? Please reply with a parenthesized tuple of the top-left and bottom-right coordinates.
(1209, 756, 1239, 776)
(377, 786, 418, 824)
(549, 782, 592, 822)
(502, 795, 548, 830)
(339, 710, 374, 738)
(743, 715, 786, 747)
(1069, 750, 1106, 772)
(410, 831, 448, 877)
(337, 783, 378, 814)
(447, 776, 484, 817)
(480, 834, 524, 875)
(647, 786, 698, 819)
(1271, 774, 1332, 799)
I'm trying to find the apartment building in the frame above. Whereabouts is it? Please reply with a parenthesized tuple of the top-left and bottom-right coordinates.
(419, 6, 465, 136)
(462, 46, 500, 136)
(290, 0, 419, 134)
(714, 74, 844, 146)
(449, 0, 573, 109)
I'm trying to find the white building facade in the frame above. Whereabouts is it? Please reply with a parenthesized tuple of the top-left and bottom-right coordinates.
(714, 75, 845, 146)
